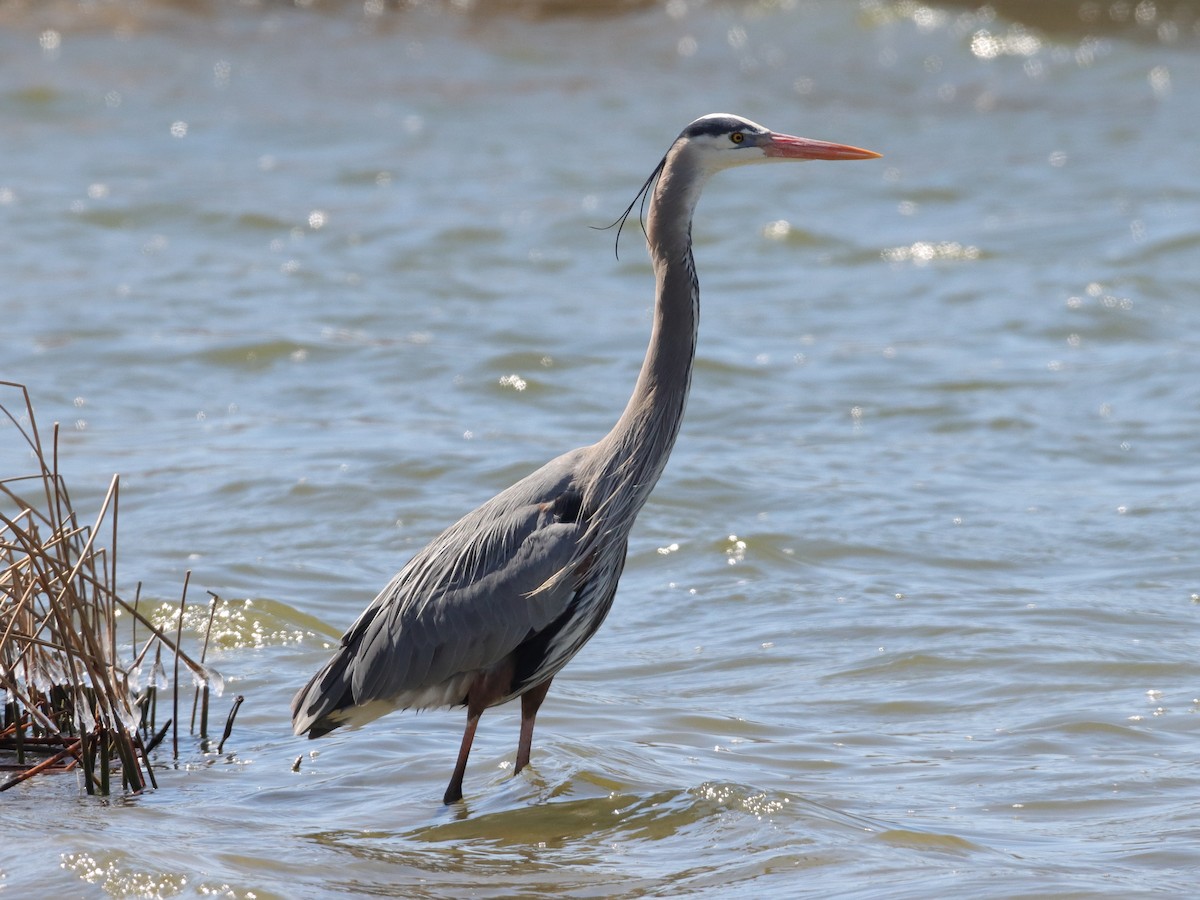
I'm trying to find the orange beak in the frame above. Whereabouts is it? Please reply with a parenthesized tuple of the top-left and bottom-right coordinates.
(763, 132, 882, 161)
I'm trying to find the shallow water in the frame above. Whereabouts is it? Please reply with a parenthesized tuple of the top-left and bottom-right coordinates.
(2, 1, 1199, 897)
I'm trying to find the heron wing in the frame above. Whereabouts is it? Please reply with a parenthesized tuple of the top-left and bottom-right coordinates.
(292, 450, 591, 731)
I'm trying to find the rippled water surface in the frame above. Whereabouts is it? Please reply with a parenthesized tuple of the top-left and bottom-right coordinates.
(3, 1, 1199, 897)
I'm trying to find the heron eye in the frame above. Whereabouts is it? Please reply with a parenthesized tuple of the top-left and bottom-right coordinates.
(730, 132, 745, 144)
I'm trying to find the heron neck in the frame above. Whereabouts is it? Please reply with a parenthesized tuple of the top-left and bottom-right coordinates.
(596, 148, 707, 507)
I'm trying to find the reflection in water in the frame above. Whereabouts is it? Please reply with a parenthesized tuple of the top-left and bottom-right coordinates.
(307, 782, 907, 895)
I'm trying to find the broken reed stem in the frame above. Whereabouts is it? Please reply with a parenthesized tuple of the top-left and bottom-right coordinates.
(190, 593, 219, 738)
(172, 572, 190, 761)
(134, 732, 157, 790)
(144, 719, 171, 756)
(113, 728, 143, 793)
(99, 733, 111, 796)
(217, 695, 243, 755)
(130, 583, 140, 679)
(108, 471, 119, 682)
(0, 738, 81, 792)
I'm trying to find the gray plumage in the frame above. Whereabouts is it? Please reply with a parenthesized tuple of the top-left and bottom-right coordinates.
(291, 114, 879, 803)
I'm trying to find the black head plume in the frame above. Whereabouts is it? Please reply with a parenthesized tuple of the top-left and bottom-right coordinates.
(592, 152, 668, 261)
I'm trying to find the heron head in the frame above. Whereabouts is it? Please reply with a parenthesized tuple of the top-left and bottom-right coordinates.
(679, 113, 881, 174)
(600, 113, 879, 259)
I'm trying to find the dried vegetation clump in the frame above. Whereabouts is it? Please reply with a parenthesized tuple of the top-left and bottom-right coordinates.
(1, 382, 232, 794)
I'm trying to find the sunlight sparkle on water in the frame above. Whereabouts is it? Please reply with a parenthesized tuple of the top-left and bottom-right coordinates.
(151, 598, 315, 649)
(762, 219, 791, 240)
(882, 241, 981, 265)
(61, 854, 187, 897)
(970, 27, 1042, 59)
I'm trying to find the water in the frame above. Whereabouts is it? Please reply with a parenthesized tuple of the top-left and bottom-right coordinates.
(3, 1, 1199, 896)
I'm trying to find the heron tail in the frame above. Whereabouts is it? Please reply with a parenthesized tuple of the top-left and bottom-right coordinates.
(290, 652, 355, 738)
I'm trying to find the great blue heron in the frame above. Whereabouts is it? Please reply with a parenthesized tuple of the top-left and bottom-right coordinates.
(292, 113, 880, 803)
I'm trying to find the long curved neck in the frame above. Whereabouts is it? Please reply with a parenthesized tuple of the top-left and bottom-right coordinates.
(592, 145, 709, 513)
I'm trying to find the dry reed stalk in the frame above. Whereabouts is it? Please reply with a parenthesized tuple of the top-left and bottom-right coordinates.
(190, 593, 220, 741)
(0, 382, 229, 794)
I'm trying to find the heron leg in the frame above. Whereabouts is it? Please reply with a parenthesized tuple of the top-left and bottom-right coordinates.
(443, 711, 480, 805)
(443, 662, 515, 804)
(515, 677, 553, 774)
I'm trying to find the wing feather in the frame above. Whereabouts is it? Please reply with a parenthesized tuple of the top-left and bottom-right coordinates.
(291, 450, 590, 735)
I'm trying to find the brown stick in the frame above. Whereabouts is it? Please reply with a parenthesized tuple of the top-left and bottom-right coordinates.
(0, 739, 82, 792)
(172, 572, 191, 760)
